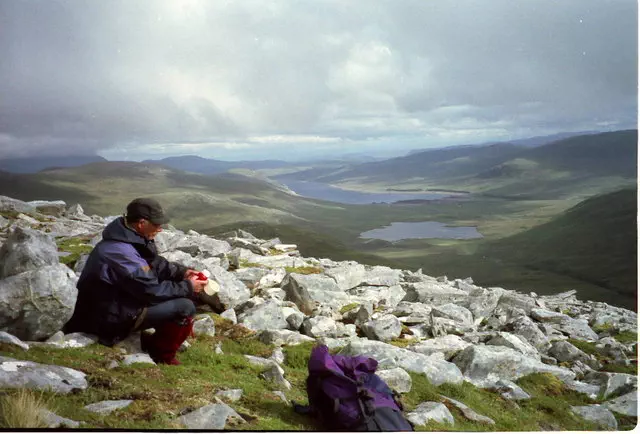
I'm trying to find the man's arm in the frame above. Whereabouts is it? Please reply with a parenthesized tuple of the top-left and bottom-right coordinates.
(104, 244, 194, 303)
(151, 255, 189, 282)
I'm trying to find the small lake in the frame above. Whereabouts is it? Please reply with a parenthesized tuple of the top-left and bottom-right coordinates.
(281, 180, 457, 204)
(360, 221, 483, 241)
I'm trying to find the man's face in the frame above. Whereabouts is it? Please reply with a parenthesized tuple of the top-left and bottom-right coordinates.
(134, 219, 163, 240)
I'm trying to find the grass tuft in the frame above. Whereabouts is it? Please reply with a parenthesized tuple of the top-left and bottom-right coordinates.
(284, 266, 323, 275)
(0, 389, 53, 428)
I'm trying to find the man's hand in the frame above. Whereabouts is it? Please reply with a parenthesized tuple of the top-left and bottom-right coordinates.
(188, 275, 207, 293)
(184, 269, 199, 279)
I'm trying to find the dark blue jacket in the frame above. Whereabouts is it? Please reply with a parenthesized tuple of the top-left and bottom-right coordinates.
(64, 217, 193, 345)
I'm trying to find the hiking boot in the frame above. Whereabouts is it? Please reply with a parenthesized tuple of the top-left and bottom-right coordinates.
(140, 317, 194, 365)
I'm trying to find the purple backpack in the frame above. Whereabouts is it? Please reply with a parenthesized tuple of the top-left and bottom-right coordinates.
(298, 345, 413, 431)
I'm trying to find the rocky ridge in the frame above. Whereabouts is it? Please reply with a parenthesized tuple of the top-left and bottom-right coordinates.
(0, 195, 637, 430)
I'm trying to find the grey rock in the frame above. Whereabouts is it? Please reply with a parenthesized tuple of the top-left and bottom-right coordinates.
(530, 308, 571, 323)
(258, 268, 287, 289)
(584, 371, 638, 399)
(487, 379, 531, 400)
(238, 299, 289, 331)
(362, 265, 403, 287)
(27, 200, 66, 217)
(343, 302, 374, 326)
(507, 315, 551, 352)
(220, 309, 237, 324)
(0, 264, 78, 340)
(549, 340, 598, 369)
(280, 273, 317, 314)
(84, 400, 133, 414)
(323, 263, 367, 290)
(571, 405, 617, 430)
(270, 348, 285, 364)
(408, 335, 471, 360)
(234, 267, 270, 286)
(45, 330, 65, 345)
(452, 345, 575, 387)
(301, 316, 338, 338)
(193, 315, 216, 337)
(339, 340, 464, 386)
(244, 355, 283, 373)
(0, 226, 58, 278)
(286, 311, 305, 330)
(347, 284, 406, 310)
(486, 332, 541, 360)
(177, 402, 246, 429)
(406, 402, 454, 426)
(228, 237, 270, 255)
(432, 303, 473, 324)
(208, 266, 251, 310)
(39, 409, 80, 428)
(272, 390, 289, 403)
(215, 389, 243, 402)
(497, 292, 536, 314)
(122, 353, 156, 366)
(0, 331, 29, 350)
(461, 288, 502, 320)
(603, 391, 637, 417)
(402, 281, 469, 305)
(258, 330, 315, 347)
(376, 367, 412, 393)
(430, 316, 475, 337)
(0, 196, 36, 214)
(564, 379, 601, 399)
(441, 396, 495, 425)
(556, 318, 598, 341)
(361, 314, 402, 342)
(0, 356, 87, 393)
(66, 203, 89, 220)
(260, 364, 292, 390)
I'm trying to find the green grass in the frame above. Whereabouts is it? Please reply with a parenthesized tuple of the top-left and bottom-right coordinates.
(568, 339, 638, 376)
(1, 322, 633, 431)
(56, 236, 95, 268)
(284, 266, 323, 275)
(397, 372, 601, 431)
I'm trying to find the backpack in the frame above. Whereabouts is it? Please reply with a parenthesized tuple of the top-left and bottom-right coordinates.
(295, 345, 414, 431)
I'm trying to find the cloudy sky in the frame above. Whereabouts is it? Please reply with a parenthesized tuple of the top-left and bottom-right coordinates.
(0, 0, 637, 161)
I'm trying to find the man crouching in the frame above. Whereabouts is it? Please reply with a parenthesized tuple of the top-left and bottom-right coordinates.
(64, 198, 207, 365)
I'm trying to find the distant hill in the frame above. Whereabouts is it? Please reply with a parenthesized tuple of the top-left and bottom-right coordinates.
(0, 161, 325, 230)
(277, 130, 637, 199)
(405, 130, 600, 156)
(0, 154, 107, 173)
(142, 155, 299, 175)
(483, 188, 637, 308)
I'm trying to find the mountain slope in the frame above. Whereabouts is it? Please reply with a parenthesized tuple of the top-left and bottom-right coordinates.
(0, 154, 107, 173)
(483, 188, 637, 305)
(0, 162, 325, 230)
(142, 155, 298, 175)
(277, 130, 637, 200)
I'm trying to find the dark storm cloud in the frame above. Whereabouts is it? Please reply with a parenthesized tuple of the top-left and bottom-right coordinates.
(0, 0, 636, 159)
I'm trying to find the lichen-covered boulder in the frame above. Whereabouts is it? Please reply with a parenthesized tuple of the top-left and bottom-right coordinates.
(0, 226, 59, 279)
(0, 264, 78, 340)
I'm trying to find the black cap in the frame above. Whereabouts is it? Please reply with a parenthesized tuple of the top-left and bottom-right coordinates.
(126, 198, 170, 225)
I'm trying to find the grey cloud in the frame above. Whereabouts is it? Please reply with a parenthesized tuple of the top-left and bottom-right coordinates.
(0, 0, 636, 159)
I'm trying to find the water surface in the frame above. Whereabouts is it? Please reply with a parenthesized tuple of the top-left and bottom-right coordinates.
(282, 180, 455, 204)
(360, 221, 483, 241)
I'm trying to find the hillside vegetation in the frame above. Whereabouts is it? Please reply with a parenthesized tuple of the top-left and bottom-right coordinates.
(371, 188, 637, 309)
(484, 188, 637, 303)
(0, 131, 636, 309)
(276, 130, 637, 200)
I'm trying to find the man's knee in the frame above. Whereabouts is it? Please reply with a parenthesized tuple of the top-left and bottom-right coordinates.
(175, 298, 196, 318)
